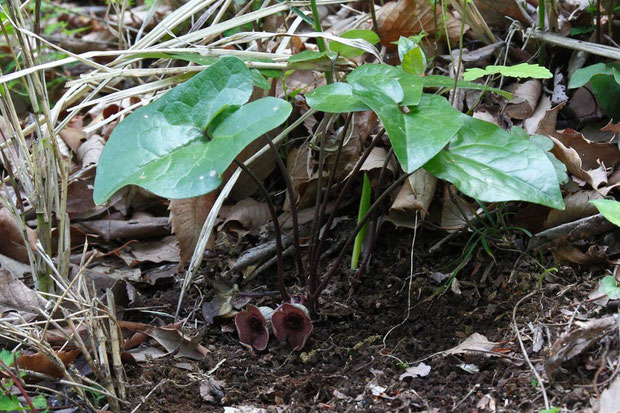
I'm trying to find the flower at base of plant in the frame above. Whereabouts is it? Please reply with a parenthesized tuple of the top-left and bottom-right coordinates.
(271, 303, 313, 351)
(234, 305, 274, 351)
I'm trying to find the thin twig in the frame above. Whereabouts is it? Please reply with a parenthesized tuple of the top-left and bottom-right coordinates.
(512, 289, 549, 409)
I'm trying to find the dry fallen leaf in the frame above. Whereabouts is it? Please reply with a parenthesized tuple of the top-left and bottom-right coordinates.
(0, 268, 48, 319)
(17, 349, 81, 379)
(545, 315, 618, 380)
(505, 80, 541, 120)
(444, 333, 499, 355)
(169, 193, 216, 268)
(129, 235, 180, 264)
(596, 375, 620, 413)
(399, 362, 431, 380)
(0, 207, 38, 264)
(377, 0, 438, 49)
(388, 169, 437, 228)
(74, 215, 170, 240)
(77, 134, 105, 167)
(219, 198, 271, 236)
(543, 190, 602, 229)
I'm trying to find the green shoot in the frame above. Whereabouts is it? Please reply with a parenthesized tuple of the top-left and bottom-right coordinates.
(351, 174, 372, 269)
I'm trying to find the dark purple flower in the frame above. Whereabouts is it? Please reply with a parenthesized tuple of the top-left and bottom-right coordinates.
(271, 303, 313, 351)
(234, 305, 273, 351)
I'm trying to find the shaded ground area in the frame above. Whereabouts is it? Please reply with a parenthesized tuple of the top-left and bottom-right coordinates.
(124, 224, 614, 412)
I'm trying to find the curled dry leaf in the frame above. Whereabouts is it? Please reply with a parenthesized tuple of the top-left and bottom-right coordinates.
(524, 96, 565, 136)
(388, 169, 437, 229)
(360, 147, 397, 177)
(549, 129, 618, 189)
(169, 193, 216, 268)
(77, 134, 105, 167)
(552, 129, 620, 171)
(58, 115, 86, 152)
(505, 80, 541, 120)
(440, 187, 476, 231)
(219, 198, 271, 236)
(0, 208, 38, 264)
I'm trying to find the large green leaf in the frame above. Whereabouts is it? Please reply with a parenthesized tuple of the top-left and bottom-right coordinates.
(568, 63, 620, 88)
(330, 29, 380, 58)
(420, 75, 512, 99)
(305, 82, 372, 113)
(569, 63, 620, 120)
(94, 57, 291, 204)
(424, 116, 564, 209)
(591, 199, 620, 227)
(352, 83, 463, 173)
(306, 71, 422, 113)
(463, 63, 552, 81)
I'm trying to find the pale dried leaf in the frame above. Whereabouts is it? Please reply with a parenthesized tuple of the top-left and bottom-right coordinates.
(444, 333, 498, 355)
(597, 375, 620, 413)
(388, 169, 437, 228)
(360, 147, 396, 175)
(399, 362, 431, 380)
(77, 134, 105, 167)
(505, 80, 541, 120)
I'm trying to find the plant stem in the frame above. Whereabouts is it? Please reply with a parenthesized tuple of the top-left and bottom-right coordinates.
(233, 160, 290, 301)
(451, 0, 468, 106)
(308, 114, 352, 289)
(538, 0, 546, 64)
(310, 128, 385, 278)
(351, 173, 371, 269)
(309, 0, 332, 83)
(596, 0, 602, 44)
(357, 147, 394, 278)
(262, 135, 304, 279)
(309, 171, 412, 307)
(368, 0, 379, 36)
(308, 117, 330, 291)
(0, 358, 37, 413)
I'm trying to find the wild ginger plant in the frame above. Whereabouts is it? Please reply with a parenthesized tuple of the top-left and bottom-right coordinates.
(94, 54, 566, 351)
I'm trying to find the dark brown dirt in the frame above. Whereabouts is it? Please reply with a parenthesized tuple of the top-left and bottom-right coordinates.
(123, 223, 616, 412)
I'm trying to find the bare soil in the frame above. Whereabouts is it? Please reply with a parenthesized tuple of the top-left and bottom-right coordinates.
(123, 223, 613, 412)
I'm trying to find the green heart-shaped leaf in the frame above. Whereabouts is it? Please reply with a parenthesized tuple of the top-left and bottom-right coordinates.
(94, 56, 291, 204)
(424, 116, 564, 209)
(352, 83, 463, 173)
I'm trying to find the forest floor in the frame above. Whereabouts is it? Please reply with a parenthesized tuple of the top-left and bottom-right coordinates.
(123, 222, 613, 413)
